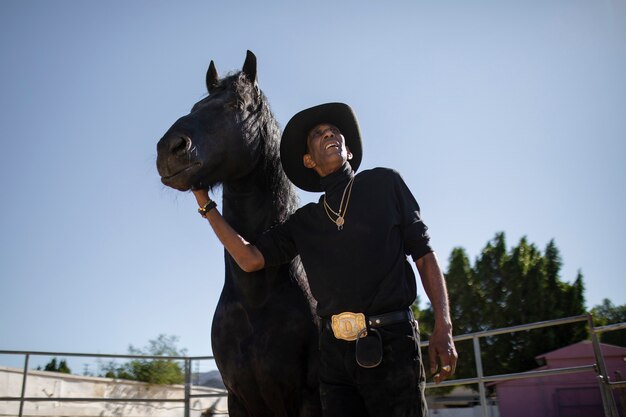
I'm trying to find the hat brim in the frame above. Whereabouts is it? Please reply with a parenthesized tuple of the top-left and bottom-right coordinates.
(280, 103, 363, 192)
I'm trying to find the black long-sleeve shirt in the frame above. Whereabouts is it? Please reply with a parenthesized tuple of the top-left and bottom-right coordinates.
(254, 164, 432, 318)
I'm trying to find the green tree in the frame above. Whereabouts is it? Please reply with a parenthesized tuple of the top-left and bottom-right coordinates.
(57, 359, 71, 374)
(43, 358, 58, 372)
(38, 358, 71, 374)
(100, 334, 187, 385)
(591, 299, 626, 347)
(419, 232, 587, 383)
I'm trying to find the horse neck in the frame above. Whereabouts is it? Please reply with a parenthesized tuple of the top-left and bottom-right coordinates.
(220, 164, 289, 307)
(221, 171, 277, 240)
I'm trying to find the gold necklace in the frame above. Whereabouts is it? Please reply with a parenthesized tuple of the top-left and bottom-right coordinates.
(323, 176, 355, 230)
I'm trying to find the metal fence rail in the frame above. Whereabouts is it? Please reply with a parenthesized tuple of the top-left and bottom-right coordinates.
(1, 314, 625, 417)
(420, 314, 624, 417)
(0, 351, 217, 417)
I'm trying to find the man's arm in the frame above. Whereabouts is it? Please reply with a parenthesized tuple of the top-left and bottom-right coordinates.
(193, 189, 265, 272)
(415, 251, 458, 384)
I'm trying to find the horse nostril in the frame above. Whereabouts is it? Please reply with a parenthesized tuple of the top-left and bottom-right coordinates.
(170, 136, 192, 157)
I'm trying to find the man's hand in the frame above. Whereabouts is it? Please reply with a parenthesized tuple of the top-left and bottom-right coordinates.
(429, 323, 457, 384)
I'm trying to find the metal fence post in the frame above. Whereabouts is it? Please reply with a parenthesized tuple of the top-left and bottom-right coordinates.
(18, 353, 29, 417)
(184, 358, 191, 417)
(473, 335, 490, 417)
(587, 315, 619, 417)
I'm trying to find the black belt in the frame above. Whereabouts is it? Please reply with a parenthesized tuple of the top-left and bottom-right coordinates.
(322, 309, 414, 332)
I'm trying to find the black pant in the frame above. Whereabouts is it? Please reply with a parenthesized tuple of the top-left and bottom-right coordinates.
(319, 321, 427, 417)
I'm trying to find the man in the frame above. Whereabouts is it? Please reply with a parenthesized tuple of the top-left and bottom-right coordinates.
(193, 102, 457, 417)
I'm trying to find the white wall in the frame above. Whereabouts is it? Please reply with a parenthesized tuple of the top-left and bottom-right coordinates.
(0, 366, 227, 417)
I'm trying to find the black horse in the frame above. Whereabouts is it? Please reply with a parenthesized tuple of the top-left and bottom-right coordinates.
(156, 51, 321, 417)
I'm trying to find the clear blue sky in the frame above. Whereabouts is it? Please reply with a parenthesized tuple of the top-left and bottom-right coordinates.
(1, 1, 625, 371)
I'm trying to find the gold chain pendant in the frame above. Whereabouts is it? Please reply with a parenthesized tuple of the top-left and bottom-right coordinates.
(323, 176, 355, 231)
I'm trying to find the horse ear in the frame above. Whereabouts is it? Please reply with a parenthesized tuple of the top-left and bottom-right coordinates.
(242, 50, 257, 84)
(206, 60, 220, 94)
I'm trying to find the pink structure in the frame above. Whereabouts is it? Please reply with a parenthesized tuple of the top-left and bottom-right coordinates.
(494, 341, 626, 417)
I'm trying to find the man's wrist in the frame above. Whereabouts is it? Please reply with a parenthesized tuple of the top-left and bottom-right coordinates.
(434, 318, 453, 332)
(198, 200, 217, 218)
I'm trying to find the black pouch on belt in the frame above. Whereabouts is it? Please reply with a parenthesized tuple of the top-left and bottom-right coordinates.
(355, 327, 383, 368)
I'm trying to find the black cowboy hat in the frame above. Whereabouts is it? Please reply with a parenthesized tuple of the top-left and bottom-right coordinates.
(280, 102, 363, 192)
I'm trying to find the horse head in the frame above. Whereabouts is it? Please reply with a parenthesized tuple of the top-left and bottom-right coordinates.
(156, 50, 268, 192)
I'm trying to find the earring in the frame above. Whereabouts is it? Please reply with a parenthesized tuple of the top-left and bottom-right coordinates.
(347, 152, 353, 160)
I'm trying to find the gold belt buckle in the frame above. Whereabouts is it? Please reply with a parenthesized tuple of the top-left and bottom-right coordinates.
(331, 312, 367, 341)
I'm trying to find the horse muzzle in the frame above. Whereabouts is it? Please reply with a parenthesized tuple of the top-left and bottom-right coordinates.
(156, 133, 202, 190)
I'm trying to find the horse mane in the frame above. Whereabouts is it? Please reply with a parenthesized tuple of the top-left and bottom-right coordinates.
(226, 72, 317, 316)
(224, 71, 299, 224)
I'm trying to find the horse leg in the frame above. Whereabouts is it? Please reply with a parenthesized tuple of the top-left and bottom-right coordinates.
(298, 386, 322, 417)
(227, 393, 252, 417)
(299, 339, 322, 417)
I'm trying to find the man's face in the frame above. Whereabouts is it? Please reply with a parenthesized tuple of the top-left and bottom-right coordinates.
(303, 123, 351, 177)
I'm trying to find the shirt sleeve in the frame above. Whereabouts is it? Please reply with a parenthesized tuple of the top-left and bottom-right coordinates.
(253, 216, 299, 267)
(391, 170, 433, 262)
